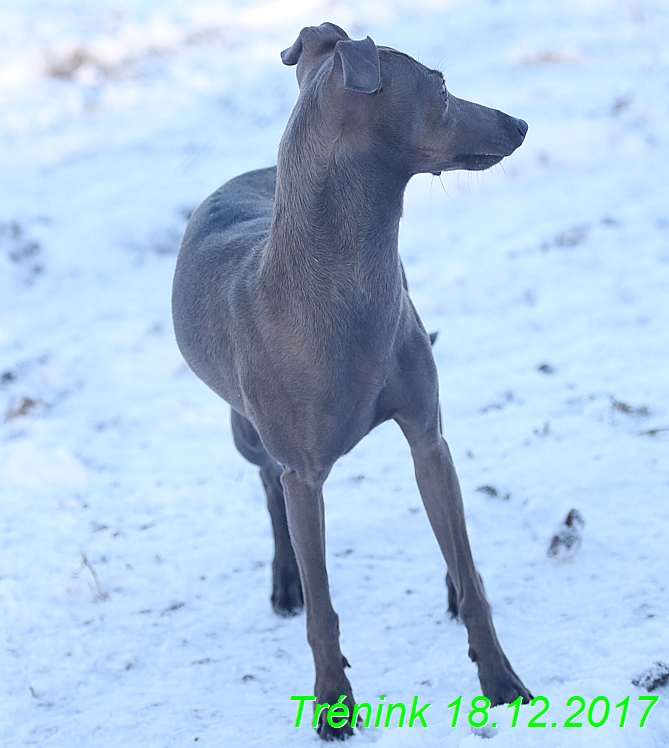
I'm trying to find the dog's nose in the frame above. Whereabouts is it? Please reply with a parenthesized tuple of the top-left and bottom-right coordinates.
(516, 118, 529, 138)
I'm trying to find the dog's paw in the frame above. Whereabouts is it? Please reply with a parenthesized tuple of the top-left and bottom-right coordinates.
(317, 717, 355, 741)
(315, 691, 357, 742)
(271, 568, 304, 617)
(477, 659, 532, 707)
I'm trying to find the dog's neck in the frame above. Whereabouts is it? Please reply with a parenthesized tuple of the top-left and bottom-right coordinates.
(260, 95, 408, 305)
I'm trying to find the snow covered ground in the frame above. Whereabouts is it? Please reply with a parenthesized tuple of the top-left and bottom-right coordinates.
(1, 0, 668, 746)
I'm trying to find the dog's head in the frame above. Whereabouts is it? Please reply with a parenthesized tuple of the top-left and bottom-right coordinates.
(281, 23, 527, 177)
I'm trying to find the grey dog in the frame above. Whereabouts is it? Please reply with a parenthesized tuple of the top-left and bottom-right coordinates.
(172, 22, 531, 739)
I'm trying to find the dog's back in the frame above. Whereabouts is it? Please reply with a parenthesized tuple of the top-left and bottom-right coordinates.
(174, 166, 276, 286)
(172, 167, 276, 404)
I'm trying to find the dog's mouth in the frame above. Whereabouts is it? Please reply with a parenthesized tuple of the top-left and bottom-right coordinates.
(455, 154, 505, 171)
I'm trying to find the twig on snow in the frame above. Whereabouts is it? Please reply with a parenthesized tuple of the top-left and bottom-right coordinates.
(74, 551, 109, 601)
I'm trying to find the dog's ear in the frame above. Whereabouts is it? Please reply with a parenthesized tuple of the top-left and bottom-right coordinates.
(333, 37, 380, 94)
(281, 22, 349, 85)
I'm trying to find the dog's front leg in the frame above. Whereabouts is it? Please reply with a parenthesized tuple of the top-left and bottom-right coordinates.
(397, 417, 532, 706)
(281, 468, 356, 740)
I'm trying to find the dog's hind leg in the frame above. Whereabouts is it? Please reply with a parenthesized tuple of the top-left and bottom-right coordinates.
(262, 461, 304, 616)
(231, 409, 303, 616)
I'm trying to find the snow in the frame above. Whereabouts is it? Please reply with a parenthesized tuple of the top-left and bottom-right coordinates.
(1, 0, 668, 746)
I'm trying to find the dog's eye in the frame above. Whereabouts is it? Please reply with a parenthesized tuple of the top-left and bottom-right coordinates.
(439, 81, 448, 102)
